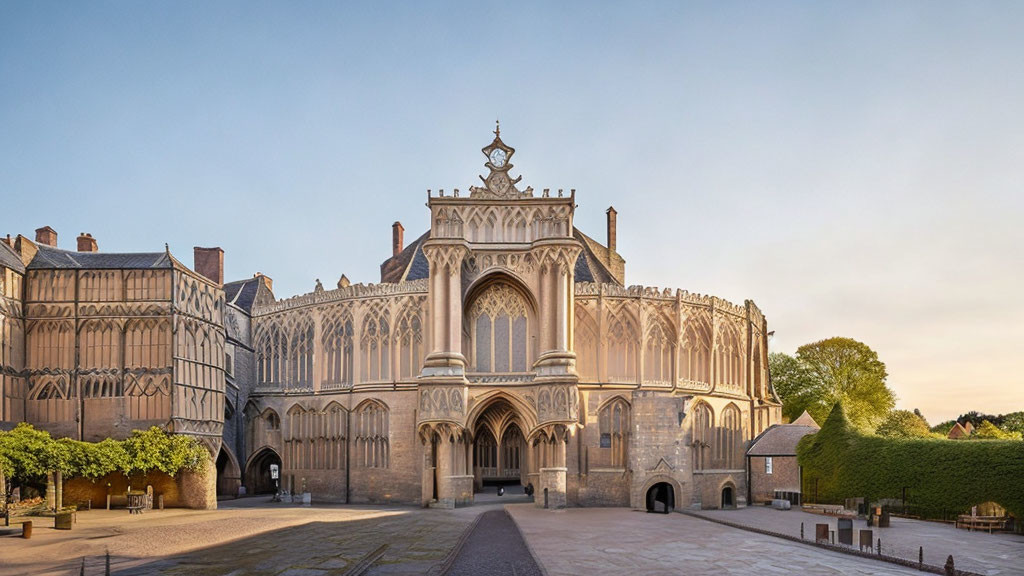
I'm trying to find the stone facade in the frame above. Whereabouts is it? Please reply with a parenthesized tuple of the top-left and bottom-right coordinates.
(1, 127, 782, 511)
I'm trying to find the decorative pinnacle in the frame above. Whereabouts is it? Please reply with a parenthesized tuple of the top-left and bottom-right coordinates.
(494, 119, 500, 137)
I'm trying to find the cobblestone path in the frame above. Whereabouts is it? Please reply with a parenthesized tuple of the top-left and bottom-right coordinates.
(446, 509, 544, 576)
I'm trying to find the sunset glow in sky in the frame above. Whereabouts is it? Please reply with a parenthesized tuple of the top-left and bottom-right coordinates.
(2, 2, 1022, 423)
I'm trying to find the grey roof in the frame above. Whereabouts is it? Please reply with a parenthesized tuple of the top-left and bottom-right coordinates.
(0, 241, 25, 274)
(746, 423, 820, 457)
(379, 227, 622, 286)
(28, 245, 173, 270)
(224, 277, 261, 313)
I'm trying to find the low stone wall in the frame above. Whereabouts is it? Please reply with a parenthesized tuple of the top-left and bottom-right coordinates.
(61, 456, 217, 510)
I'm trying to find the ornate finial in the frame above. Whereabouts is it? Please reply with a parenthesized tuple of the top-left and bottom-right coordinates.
(494, 119, 500, 137)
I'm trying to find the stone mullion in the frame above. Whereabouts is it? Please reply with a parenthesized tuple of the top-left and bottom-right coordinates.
(313, 314, 323, 393)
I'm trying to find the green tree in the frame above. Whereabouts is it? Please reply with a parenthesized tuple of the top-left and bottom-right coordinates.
(998, 411, 1024, 436)
(875, 409, 937, 438)
(770, 337, 895, 431)
(974, 420, 1022, 440)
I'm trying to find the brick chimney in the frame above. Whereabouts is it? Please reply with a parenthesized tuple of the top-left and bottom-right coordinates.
(255, 272, 273, 293)
(606, 207, 617, 252)
(392, 221, 404, 257)
(193, 247, 224, 285)
(76, 233, 98, 252)
(35, 226, 58, 248)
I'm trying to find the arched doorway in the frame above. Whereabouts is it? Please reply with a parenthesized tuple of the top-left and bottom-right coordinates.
(216, 447, 241, 498)
(245, 447, 282, 495)
(721, 485, 735, 508)
(646, 482, 675, 513)
(471, 398, 528, 494)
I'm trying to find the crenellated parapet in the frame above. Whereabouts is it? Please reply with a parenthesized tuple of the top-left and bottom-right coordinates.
(253, 279, 428, 316)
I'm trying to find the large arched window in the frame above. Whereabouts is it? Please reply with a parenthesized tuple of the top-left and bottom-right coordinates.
(255, 322, 285, 387)
(606, 310, 638, 382)
(476, 428, 498, 477)
(644, 317, 673, 384)
(288, 319, 314, 390)
(355, 400, 389, 468)
(322, 313, 353, 389)
(470, 283, 530, 373)
(718, 403, 743, 470)
(396, 310, 423, 380)
(574, 305, 598, 381)
(680, 314, 711, 384)
(361, 311, 390, 382)
(692, 401, 713, 471)
(715, 322, 744, 390)
(599, 397, 630, 468)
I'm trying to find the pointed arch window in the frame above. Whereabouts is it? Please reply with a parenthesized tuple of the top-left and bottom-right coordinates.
(644, 319, 673, 384)
(574, 306, 599, 381)
(680, 315, 711, 384)
(718, 404, 743, 470)
(599, 398, 630, 468)
(355, 401, 389, 468)
(606, 311, 638, 382)
(470, 283, 530, 373)
(322, 314, 354, 389)
(361, 312, 390, 382)
(397, 311, 423, 380)
(692, 402, 713, 471)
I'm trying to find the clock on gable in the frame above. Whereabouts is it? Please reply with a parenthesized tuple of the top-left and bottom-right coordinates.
(471, 121, 532, 199)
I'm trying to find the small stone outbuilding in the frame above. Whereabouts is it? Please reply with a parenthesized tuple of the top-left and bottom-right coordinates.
(746, 411, 819, 505)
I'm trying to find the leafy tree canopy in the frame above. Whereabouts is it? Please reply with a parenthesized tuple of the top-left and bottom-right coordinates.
(770, 337, 895, 431)
(0, 424, 206, 485)
(876, 409, 938, 439)
(974, 420, 1022, 440)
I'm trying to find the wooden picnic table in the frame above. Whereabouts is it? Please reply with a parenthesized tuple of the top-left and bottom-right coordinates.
(956, 515, 1008, 533)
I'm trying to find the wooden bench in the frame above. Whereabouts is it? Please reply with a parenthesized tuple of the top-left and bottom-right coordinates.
(126, 493, 146, 515)
(956, 515, 1008, 533)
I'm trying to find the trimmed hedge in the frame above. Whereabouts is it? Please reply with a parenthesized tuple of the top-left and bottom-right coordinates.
(797, 404, 1024, 521)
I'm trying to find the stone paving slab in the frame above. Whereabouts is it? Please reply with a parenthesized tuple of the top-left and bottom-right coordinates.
(507, 505, 928, 576)
(0, 501, 480, 576)
(691, 506, 1024, 575)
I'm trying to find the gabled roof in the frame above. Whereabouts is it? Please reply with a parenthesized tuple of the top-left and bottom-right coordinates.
(378, 227, 624, 286)
(947, 422, 969, 439)
(0, 241, 25, 274)
(224, 276, 274, 314)
(27, 244, 173, 270)
(746, 413, 821, 457)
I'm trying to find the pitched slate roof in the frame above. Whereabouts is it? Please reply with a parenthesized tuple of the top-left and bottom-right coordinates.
(27, 244, 173, 270)
(224, 276, 275, 313)
(746, 412, 821, 457)
(379, 227, 623, 286)
(0, 241, 25, 274)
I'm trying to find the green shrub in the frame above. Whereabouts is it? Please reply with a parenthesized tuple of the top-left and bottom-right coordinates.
(798, 404, 1024, 521)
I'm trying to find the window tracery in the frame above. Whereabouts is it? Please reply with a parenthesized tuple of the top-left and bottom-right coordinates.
(598, 397, 630, 468)
(361, 309, 390, 382)
(354, 400, 389, 468)
(692, 401, 713, 471)
(574, 305, 598, 381)
(321, 312, 354, 389)
(644, 316, 673, 384)
(396, 309, 423, 380)
(470, 283, 529, 372)
(605, 309, 638, 382)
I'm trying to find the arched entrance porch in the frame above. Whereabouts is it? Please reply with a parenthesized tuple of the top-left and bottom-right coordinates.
(245, 447, 282, 495)
(472, 399, 526, 493)
(646, 482, 675, 513)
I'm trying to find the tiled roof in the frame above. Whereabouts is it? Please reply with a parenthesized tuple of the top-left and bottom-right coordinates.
(379, 227, 623, 286)
(224, 278, 259, 312)
(746, 421, 820, 457)
(0, 242, 25, 274)
(28, 245, 173, 270)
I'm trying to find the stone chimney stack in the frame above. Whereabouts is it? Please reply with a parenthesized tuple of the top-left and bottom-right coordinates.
(193, 247, 224, 285)
(392, 221, 405, 257)
(76, 233, 98, 252)
(606, 207, 617, 252)
(35, 226, 58, 248)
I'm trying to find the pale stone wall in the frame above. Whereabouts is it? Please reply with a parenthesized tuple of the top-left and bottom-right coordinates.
(0, 264, 25, 425)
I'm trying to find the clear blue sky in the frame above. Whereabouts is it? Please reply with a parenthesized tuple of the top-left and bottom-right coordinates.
(2, 2, 1022, 423)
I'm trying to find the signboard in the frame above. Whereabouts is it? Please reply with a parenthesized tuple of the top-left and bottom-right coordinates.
(270, 464, 279, 480)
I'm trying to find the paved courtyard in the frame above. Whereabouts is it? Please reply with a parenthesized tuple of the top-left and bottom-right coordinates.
(692, 506, 1024, 575)
(3, 498, 1022, 575)
(507, 505, 938, 576)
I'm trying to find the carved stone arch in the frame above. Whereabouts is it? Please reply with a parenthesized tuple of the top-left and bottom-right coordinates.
(604, 303, 640, 383)
(691, 400, 715, 471)
(465, 390, 538, 437)
(639, 475, 683, 512)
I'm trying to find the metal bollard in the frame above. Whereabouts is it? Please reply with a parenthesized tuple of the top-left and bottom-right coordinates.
(22, 520, 32, 539)
(944, 555, 955, 576)
(106, 549, 111, 576)
(800, 522, 804, 539)
(877, 538, 881, 555)
(80, 557, 86, 576)
(919, 547, 923, 568)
